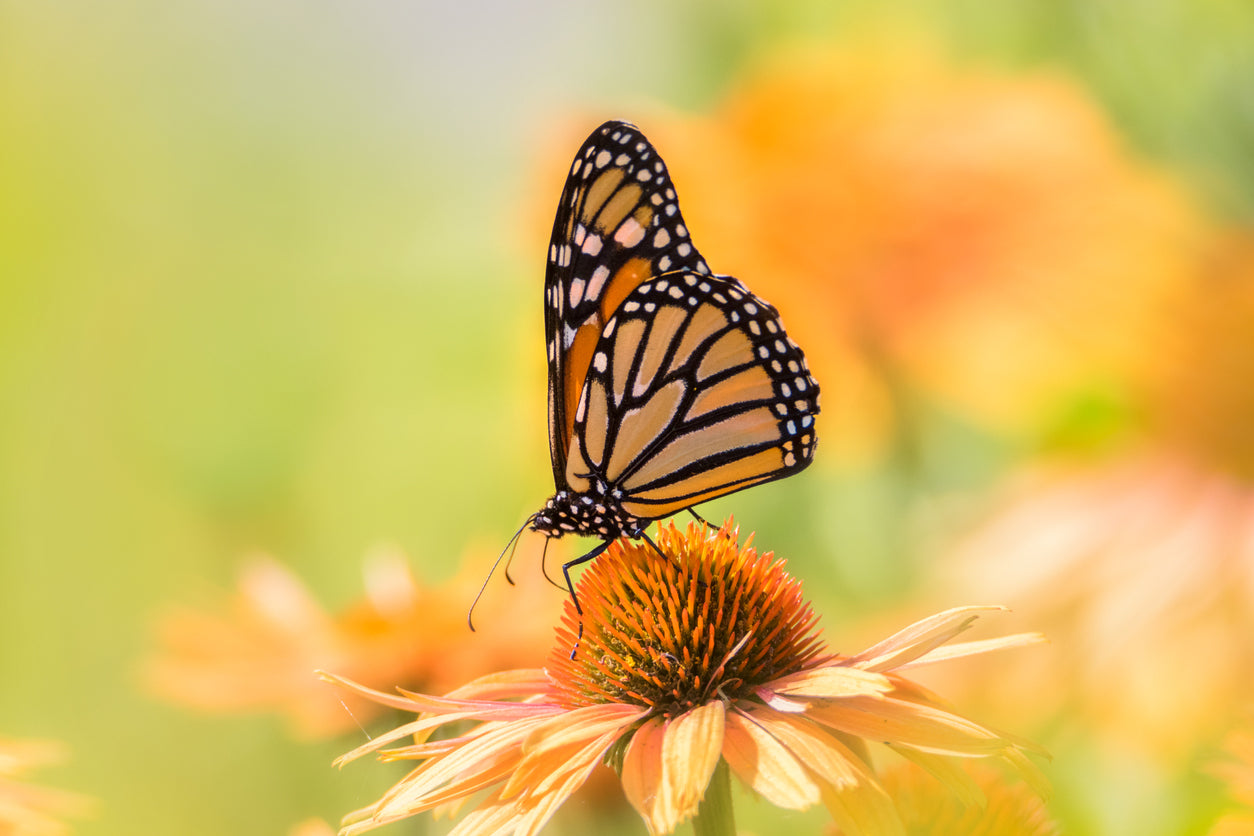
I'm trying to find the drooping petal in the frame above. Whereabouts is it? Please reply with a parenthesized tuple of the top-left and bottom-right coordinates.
(660, 702, 726, 829)
(847, 606, 1008, 672)
(722, 709, 822, 809)
(806, 696, 1013, 756)
(621, 717, 667, 834)
(897, 633, 1048, 671)
(507, 703, 643, 798)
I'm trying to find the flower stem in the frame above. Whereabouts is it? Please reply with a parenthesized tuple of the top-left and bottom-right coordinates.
(691, 758, 734, 836)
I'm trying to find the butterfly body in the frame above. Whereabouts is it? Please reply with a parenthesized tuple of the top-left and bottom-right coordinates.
(530, 120, 819, 562)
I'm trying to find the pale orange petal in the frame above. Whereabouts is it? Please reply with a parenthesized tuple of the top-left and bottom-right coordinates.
(660, 702, 726, 830)
(849, 607, 1008, 672)
(805, 696, 1012, 756)
(445, 791, 520, 836)
(721, 709, 821, 809)
(897, 632, 1048, 670)
(745, 708, 864, 788)
(621, 717, 667, 833)
(766, 666, 894, 699)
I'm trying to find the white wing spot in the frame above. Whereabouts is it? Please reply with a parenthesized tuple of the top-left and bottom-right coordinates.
(596, 150, 612, 168)
(668, 286, 684, 300)
(563, 323, 578, 348)
(569, 277, 586, 308)
(581, 234, 603, 256)
(593, 352, 608, 373)
(748, 321, 761, 335)
(614, 217, 646, 247)
(587, 265, 610, 301)
(654, 228, 671, 248)
(676, 242, 692, 257)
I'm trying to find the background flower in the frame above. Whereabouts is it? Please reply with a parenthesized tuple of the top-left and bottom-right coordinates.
(145, 545, 559, 737)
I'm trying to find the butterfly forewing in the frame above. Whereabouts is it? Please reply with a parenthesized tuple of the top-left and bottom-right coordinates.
(566, 272, 818, 521)
(545, 121, 713, 488)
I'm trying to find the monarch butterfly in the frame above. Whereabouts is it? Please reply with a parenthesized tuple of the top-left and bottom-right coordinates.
(485, 120, 820, 630)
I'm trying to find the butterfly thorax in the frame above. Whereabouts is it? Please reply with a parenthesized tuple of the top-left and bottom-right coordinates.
(530, 489, 646, 541)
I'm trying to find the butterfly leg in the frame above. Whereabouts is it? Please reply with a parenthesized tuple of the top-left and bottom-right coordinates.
(686, 508, 713, 530)
(639, 530, 670, 563)
(562, 539, 611, 659)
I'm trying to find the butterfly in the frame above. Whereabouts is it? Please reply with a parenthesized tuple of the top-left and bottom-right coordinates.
(520, 120, 821, 607)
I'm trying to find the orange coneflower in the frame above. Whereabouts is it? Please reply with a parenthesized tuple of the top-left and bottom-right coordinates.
(328, 520, 1045, 836)
(0, 737, 94, 835)
(144, 544, 559, 738)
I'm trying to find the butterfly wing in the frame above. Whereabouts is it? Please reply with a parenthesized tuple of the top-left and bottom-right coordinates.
(563, 271, 819, 520)
(544, 120, 713, 490)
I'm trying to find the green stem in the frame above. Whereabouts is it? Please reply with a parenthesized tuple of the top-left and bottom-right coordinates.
(691, 758, 735, 836)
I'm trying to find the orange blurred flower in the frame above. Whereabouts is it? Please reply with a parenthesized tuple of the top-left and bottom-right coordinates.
(145, 544, 560, 738)
(930, 234, 1254, 763)
(329, 521, 1044, 835)
(539, 45, 1202, 457)
(0, 738, 93, 835)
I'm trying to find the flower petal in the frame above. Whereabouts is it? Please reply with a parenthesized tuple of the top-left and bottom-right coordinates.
(722, 710, 821, 810)
(897, 632, 1048, 671)
(806, 696, 1012, 756)
(622, 717, 666, 833)
(848, 606, 1008, 672)
(765, 666, 894, 699)
(661, 702, 726, 829)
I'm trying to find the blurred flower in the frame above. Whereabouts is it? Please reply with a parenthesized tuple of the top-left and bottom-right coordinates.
(833, 762, 1060, 836)
(932, 235, 1254, 762)
(288, 819, 337, 836)
(145, 544, 560, 738)
(538, 46, 1202, 457)
(0, 738, 94, 836)
(1211, 713, 1254, 835)
(329, 521, 1044, 835)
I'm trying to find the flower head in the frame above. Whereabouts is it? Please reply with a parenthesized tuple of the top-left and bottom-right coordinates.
(329, 521, 1044, 836)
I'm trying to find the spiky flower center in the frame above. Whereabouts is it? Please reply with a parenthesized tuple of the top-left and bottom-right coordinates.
(546, 522, 827, 717)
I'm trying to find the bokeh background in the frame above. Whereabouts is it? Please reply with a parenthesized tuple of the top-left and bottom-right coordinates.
(3, 1, 1254, 834)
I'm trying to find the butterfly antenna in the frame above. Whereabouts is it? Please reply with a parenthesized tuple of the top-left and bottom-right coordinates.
(561, 540, 610, 660)
(468, 516, 532, 632)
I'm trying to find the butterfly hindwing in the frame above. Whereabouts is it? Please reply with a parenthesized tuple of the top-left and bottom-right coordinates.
(544, 121, 712, 488)
(565, 271, 818, 521)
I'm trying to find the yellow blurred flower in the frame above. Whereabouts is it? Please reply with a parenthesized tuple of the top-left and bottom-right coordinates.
(1210, 714, 1254, 835)
(0, 738, 93, 836)
(145, 544, 559, 738)
(329, 521, 1044, 835)
(538, 46, 1201, 456)
(834, 762, 1060, 836)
